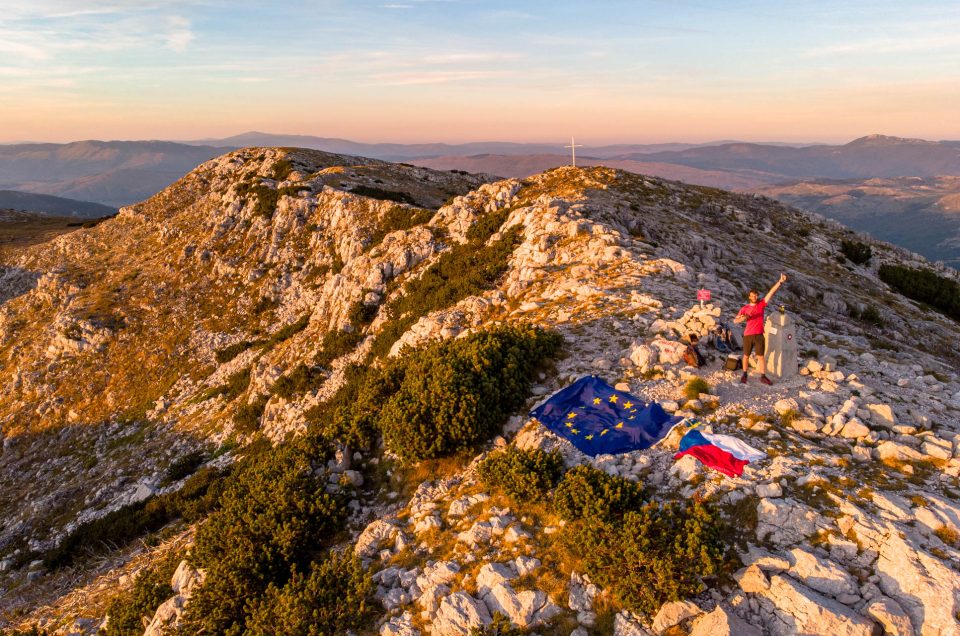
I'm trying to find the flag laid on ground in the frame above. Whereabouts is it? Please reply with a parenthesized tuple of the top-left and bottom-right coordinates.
(673, 429, 766, 477)
(529, 375, 682, 456)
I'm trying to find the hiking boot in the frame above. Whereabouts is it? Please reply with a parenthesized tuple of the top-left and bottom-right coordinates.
(760, 375, 773, 385)
(740, 372, 748, 384)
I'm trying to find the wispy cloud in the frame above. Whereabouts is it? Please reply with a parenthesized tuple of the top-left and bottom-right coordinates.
(0, 2, 201, 60)
(421, 52, 519, 64)
(365, 69, 509, 86)
(804, 31, 960, 58)
(166, 16, 194, 52)
(0, 36, 51, 61)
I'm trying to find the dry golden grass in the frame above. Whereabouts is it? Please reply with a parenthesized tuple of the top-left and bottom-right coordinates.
(934, 526, 959, 548)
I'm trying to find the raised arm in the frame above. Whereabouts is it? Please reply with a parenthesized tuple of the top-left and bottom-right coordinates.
(764, 273, 788, 304)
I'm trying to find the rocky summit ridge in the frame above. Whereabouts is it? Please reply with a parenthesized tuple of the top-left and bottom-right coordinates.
(0, 147, 959, 635)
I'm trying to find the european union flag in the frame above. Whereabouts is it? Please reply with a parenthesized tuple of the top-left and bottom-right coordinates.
(529, 375, 681, 457)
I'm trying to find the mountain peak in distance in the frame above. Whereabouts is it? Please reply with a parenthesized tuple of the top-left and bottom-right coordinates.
(846, 134, 932, 146)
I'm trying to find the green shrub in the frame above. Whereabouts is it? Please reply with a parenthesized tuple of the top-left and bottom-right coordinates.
(237, 182, 281, 219)
(879, 263, 960, 321)
(330, 250, 344, 275)
(253, 296, 280, 314)
(478, 447, 565, 502)
(303, 364, 393, 451)
(367, 206, 434, 249)
(163, 450, 207, 485)
(271, 300, 378, 401)
(840, 239, 872, 265)
(216, 340, 257, 364)
(42, 466, 228, 570)
(174, 466, 231, 522)
(244, 552, 374, 635)
(271, 364, 327, 400)
(682, 377, 711, 401)
(263, 314, 311, 349)
(316, 329, 364, 368)
(859, 304, 884, 326)
(101, 550, 183, 636)
(370, 208, 520, 358)
(349, 185, 417, 206)
(347, 297, 380, 328)
(201, 367, 251, 402)
(270, 159, 294, 181)
(42, 501, 170, 570)
(234, 396, 268, 434)
(554, 465, 646, 522)
(471, 614, 525, 636)
(378, 325, 562, 462)
(181, 446, 343, 635)
(567, 501, 728, 616)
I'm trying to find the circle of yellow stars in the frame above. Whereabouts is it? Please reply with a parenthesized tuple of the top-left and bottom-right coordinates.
(563, 393, 639, 441)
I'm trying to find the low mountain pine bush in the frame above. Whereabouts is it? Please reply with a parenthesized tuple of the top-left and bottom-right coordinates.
(840, 239, 872, 265)
(234, 396, 267, 434)
(200, 367, 251, 402)
(215, 340, 257, 363)
(163, 450, 207, 485)
(378, 325, 562, 462)
(101, 550, 183, 636)
(366, 205, 434, 249)
(270, 363, 327, 400)
(478, 447, 565, 502)
(567, 500, 729, 616)
(470, 614, 526, 636)
(554, 465, 646, 522)
(879, 263, 960, 321)
(349, 185, 417, 206)
(181, 445, 343, 634)
(244, 552, 374, 635)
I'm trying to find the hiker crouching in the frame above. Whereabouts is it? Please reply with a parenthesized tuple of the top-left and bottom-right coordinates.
(733, 273, 787, 385)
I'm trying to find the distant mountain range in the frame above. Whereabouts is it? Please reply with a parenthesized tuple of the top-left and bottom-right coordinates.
(4, 133, 957, 208)
(631, 134, 960, 180)
(411, 135, 960, 182)
(0, 140, 229, 207)
(0, 190, 116, 218)
(183, 131, 764, 160)
(409, 154, 785, 190)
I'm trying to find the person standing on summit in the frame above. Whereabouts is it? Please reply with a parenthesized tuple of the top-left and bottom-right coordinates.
(734, 273, 787, 385)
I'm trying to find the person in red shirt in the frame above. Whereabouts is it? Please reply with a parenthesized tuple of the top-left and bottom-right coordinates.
(734, 273, 787, 385)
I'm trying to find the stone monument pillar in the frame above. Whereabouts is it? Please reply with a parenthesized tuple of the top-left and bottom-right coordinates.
(764, 309, 797, 380)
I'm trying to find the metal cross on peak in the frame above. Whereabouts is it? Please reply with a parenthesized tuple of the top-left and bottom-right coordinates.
(564, 136, 584, 167)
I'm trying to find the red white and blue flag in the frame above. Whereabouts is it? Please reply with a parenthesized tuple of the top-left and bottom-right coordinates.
(673, 429, 766, 477)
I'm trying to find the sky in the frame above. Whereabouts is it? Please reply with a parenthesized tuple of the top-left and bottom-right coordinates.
(1, 0, 959, 144)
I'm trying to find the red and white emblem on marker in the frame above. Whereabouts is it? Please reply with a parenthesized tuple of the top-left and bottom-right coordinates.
(697, 289, 711, 301)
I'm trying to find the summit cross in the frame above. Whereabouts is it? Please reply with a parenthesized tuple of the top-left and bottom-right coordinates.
(565, 136, 583, 167)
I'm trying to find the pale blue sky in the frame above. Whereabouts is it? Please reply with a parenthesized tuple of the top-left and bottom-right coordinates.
(1, 0, 958, 143)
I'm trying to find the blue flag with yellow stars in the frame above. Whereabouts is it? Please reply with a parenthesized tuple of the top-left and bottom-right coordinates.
(529, 375, 681, 457)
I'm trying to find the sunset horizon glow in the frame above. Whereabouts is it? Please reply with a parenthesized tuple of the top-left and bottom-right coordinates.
(2, 0, 959, 145)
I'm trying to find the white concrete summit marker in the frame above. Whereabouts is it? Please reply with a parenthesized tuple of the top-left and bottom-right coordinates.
(565, 136, 583, 167)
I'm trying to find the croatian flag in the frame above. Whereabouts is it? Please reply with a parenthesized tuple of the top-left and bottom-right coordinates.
(673, 429, 766, 477)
